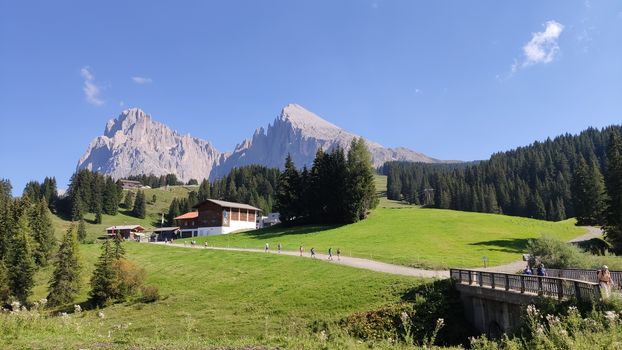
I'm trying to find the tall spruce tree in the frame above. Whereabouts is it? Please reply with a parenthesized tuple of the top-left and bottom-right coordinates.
(275, 154, 300, 223)
(198, 179, 211, 201)
(113, 233, 126, 259)
(89, 239, 116, 306)
(0, 260, 9, 305)
(47, 224, 81, 306)
(77, 218, 87, 243)
(29, 199, 56, 266)
(132, 190, 146, 219)
(8, 213, 36, 304)
(604, 130, 622, 252)
(123, 191, 135, 209)
(573, 156, 606, 225)
(345, 138, 378, 222)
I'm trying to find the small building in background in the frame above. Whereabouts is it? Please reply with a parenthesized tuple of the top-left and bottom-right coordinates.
(119, 179, 143, 190)
(174, 199, 261, 237)
(105, 225, 145, 240)
(150, 227, 181, 242)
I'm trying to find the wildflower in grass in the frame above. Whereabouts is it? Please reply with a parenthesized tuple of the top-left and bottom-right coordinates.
(527, 304, 539, 317)
(98, 311, 105, 319)
(74, 304, 82, 313)
(605, 311, 618, 323)
(400, 311, 410, 324)
(546, 314, 560, 326)
(11, 301, 21, 311)
(436, 318, 445, 328)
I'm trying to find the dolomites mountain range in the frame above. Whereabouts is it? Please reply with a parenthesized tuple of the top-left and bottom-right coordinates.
(77, 104, 450, 181)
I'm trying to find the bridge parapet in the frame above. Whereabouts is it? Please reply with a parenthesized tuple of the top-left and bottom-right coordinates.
(450, 269, 601, 302)
(546, 268, 622, 287)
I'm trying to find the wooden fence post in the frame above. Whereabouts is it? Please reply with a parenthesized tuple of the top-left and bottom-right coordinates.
(491, 274, 496, 289)
(520, 275, 525, 293)
(505, 275, 510, 291)
(478, 272, 483, 287)
(574, 281, 581, 300)
(468, 270, 473, 285)
(557, 279, 564, 300)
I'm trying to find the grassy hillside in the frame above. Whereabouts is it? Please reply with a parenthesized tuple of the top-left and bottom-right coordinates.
(374, 174, 414, 208)
(15, 242, 420, 349)
(181, 208, 585, 269)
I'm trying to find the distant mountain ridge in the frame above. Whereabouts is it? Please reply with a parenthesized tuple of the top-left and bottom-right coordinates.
(77, 104, 450, 181)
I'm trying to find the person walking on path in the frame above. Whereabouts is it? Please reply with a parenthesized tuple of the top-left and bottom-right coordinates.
(299, 245, 304, 256)
(265, 243, 269, 252)
(328, 247, 333, 260)
(598, 265, 613, 297)
(204, 241, 208, 249)
(336, 248, 341, 261)
(278, 242, 282, 254)
(310, 247, 316, 258)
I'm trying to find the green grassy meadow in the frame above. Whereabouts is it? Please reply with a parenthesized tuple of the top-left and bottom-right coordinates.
(13, 242, 420, 348)
(374, 174, 415, 209)
(183, 208, 585, 269)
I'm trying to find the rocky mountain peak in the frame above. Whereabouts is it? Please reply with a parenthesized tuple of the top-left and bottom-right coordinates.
(104, 107, 152, 137)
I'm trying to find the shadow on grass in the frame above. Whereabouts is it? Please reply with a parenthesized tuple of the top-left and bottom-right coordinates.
(241, 223, 343, 240)
(469, 238, 529, 254)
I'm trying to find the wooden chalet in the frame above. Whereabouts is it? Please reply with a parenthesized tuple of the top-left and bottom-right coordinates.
(174, 199, 261, 237)
(105, 225, 145, 239)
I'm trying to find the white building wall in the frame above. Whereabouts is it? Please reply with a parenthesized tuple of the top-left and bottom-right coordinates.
(193, 219, 257, 236)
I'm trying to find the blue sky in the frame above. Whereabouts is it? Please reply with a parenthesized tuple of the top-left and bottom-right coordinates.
(1, 1, 621, 194)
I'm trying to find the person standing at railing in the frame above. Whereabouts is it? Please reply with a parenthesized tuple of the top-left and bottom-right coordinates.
(537, 263, 547, 276)
(598, 265, 613, 298)
(523, 265, 533, 275)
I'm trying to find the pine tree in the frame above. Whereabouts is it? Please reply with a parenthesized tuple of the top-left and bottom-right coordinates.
(89, 239, 116, 306)
(113, 233, 125, 259)
(94, 201, 103, 224)
(132, 191, 146, 219)
(0, 260, 9, 305)
(604, 130, 622, 252)
(275, 154, 300, 223)
(8, 213, 36, 304)
(29, 199, 56, 266)
(198, 179, 211, 201)
(47, 224, 81, 306)
(345, 138, 378, 222)
(77, 218, 87, 243)
(123, 191, 135, 209)
(573, 156, 606, 225)
(102, 177, 119, 215)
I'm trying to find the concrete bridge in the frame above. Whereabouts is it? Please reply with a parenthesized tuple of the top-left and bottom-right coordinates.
(450, 268, 603, 337)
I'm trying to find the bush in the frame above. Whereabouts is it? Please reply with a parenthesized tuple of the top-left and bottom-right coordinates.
(527, 235, 584, 268)
(139, 285, 160, 303)
(341, 280, 475, 346)
(111, 259, 146, 300)
(527, 235, 622, 270)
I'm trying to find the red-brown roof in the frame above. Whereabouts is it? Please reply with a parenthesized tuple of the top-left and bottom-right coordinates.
(174, 211, 198, 220)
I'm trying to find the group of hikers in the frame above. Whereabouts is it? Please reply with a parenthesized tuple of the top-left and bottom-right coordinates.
(264, 242, 341, 261)
(523, 262, 616, 297)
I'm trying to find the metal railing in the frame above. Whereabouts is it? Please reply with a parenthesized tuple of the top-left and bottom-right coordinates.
(450, 269, 601, 302)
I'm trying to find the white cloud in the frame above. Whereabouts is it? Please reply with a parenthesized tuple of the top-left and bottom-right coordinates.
(511, 20, 564, 73)
(80, 67, 104, 106)
(131, 76, 153, 84)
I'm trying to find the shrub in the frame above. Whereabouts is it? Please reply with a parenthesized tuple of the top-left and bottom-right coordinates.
(139, 285, 160, 303)
(111, 259, 146, 300)
(527, 235, 584, 268)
